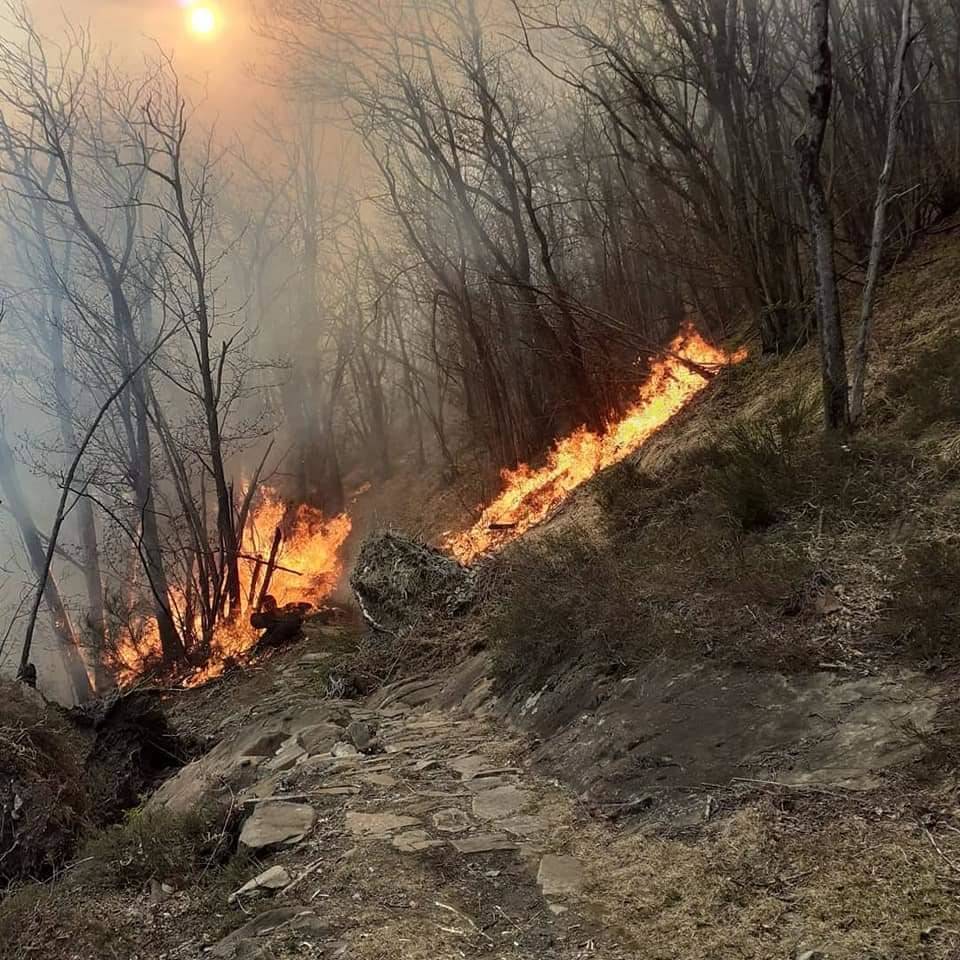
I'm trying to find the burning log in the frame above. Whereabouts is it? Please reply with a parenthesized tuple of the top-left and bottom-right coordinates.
(255, 527, 284, 614)
(250, 601, 313, 649)
(247, 555, 264, 607)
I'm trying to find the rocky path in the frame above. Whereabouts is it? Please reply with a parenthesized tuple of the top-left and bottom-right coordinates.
(135, 640, 960, 960)
(151, 665, 627, 960)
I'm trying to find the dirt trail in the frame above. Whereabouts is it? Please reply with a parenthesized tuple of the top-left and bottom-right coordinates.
(129, 634, 960, 960)
(148, 658, 622, 959)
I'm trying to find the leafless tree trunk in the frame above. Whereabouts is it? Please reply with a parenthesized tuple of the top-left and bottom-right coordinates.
(796, 0, 849, 430)
(849, 0, 915, 423)
(18, 326, 178, 689)
(137, 92, 243, 618)
(0, 429, 93, 701)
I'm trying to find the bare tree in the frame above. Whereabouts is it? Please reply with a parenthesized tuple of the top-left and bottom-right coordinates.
(849, 0, 917, 424)
(796, 0, 849, 430)
(0, 426, 93, 701)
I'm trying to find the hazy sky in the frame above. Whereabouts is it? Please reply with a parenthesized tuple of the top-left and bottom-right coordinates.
(28, 0, 271, 125)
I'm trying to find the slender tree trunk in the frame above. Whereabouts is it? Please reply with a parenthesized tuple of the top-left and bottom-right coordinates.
(796, 0, 849, 430)
(49, 313, 110, 692)
(133, 412, 184, 663)
(0, 430, 93, 702)
(849, 0, 914, 424)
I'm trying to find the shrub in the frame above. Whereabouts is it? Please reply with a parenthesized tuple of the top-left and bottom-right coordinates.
(880, 539, 960, 661)
(703, 388, 816, 529)
(886, 335, 960, 432)
(75, 803, 237, 890)
(487, 525, 673, 691)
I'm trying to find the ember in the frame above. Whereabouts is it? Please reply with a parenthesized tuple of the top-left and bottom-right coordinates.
(446, 331, 746, 563)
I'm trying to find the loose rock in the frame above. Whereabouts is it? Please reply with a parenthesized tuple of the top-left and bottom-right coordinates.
(345, 811, 420, 839)
(228, 865, 291, 903)
(537, 855, 584, 897)
(239, 801, 316, 851)
(392, 829, 444, 853)
(451, 834, 520, 854)
(471, 785, 533, 821)
(432, 808, 472, 834)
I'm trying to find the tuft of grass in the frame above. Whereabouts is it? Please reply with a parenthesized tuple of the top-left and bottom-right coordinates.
(702, 388, 816, 530)
(74, 803, 239, 890)
(880, 539, 960, 661)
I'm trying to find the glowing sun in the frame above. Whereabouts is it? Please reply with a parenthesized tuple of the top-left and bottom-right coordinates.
(188, 5, 217, 37)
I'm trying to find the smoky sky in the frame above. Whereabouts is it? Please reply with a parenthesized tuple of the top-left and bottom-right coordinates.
(26, 0, 269, 126)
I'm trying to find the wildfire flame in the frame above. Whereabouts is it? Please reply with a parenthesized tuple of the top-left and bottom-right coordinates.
(113, 489, 352, 687)
(446, 330, 746, 563)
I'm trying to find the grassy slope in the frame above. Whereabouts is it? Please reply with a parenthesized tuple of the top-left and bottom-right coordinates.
(484, 220, 960, 691)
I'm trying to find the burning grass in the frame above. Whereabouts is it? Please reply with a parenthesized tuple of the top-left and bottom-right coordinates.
(446, 330, 747, 563)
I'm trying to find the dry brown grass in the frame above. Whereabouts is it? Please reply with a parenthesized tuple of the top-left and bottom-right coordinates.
(574, 802, 960, 959)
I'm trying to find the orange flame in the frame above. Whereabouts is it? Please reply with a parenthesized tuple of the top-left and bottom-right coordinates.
(113, 489, 352, 687)
(446, 331, 746, 563)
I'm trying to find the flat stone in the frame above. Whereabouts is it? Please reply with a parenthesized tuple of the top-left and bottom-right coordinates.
(451, 834, 520, 855)
(333, 741, 359, 758)
(498, 815, 549, 838)
(403, 684, 443, 707)
(242, 732, 289, 758)
(345, 811, 420, 840)
(432, 808, 472, 834)
(361, 773, 397, 788)
(384, 737, 443, 753)
(228, 865, 291, 903)
(210, 908, 327, 958)
(149, 722, 284, 814)
(266, 737, 307, 772)
(299, 723, 343, 756)
(379, 678, 442, 708)
(239, 802, 316, 851)
(379, 705, 408, 718)
(472, 785, 533, 821)
(392, 829, 445, 853)
(537, 855, 584, 897)
(449, 755, 503, 780)
(313, 785, 360, 797)
(286, 705, 350, 734)
(464, 776, 520, 794)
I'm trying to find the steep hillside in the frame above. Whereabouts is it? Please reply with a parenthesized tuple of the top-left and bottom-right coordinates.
(3, 225, 960, 960)
(482, 219, 960, 692)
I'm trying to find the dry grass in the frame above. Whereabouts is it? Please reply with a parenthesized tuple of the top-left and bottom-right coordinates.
(575, 802, 960, 959)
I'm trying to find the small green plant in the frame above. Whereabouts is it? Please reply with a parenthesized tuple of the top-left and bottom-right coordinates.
(75, 803, 235, 890)
(704, 388, 816, 529)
